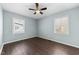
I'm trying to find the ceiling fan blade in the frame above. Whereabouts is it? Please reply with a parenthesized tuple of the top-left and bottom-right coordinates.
(35, 3, 39, 9)
(40, 12, 43, 14)
(34, 12, 36, 14)
(41, 7, 47, 10)
(29, 8, 35, 10)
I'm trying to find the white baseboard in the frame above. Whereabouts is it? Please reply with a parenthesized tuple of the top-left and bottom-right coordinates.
(2, 35, 79, 55)
(3, 36, 36, 45)
(0, 36, 36, 55)
(38, 35, 79, 48)
(0, 44, 4, 55)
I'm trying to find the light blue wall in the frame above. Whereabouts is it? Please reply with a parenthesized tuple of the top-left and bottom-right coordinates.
(0, 5, 3, 47)
(3, 10, 37, 44)
(38, 7, 79, 48)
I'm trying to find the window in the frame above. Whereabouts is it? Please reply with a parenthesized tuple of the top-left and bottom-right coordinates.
(12, 18, 25, 34)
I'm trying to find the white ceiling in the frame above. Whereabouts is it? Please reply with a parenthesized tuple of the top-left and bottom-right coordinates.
(1, 3, 79, 19)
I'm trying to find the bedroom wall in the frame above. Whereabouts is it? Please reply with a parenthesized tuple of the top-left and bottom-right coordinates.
(0, 5, 3, 47)
(38, 7, 79, 48)
(3, 10, 37, 44)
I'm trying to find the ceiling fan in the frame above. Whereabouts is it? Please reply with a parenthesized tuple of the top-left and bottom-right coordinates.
(29, 3, 47, 15)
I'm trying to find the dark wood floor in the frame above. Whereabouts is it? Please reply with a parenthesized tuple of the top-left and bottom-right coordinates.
(1, 37, 79, 55)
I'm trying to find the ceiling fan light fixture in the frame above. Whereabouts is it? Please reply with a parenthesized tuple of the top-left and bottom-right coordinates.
(36, 10, 40, 14)
(29, 3, 47, 15)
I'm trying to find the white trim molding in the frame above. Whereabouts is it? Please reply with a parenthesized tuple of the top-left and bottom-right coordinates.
(0, 44, 4, 55)
(38, 35, 79, 48)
